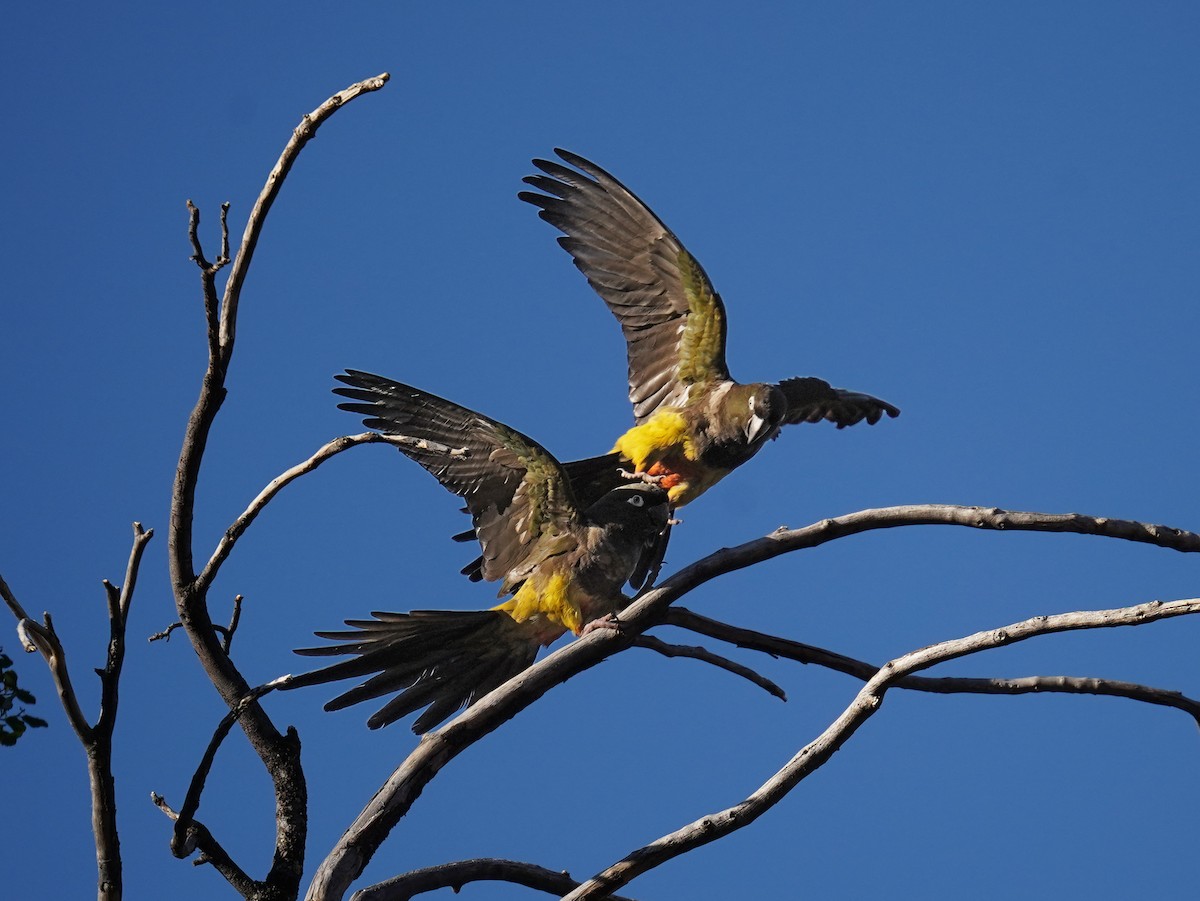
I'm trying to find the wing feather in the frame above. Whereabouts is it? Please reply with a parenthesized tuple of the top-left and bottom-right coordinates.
(334, 370, 580, 581)
(521, 150, 731, 421)
(776, 377, 901, 429)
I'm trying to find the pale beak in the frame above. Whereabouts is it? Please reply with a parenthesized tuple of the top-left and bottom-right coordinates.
(746, 411, 773, 445)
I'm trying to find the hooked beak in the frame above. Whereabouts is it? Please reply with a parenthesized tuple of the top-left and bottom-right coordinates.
(746, 411, 774, 445)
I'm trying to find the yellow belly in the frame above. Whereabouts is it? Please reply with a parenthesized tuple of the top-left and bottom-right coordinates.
(612, 409, 694, 469)
(492, 570, 585, 638)
(612, 410, 726, 505)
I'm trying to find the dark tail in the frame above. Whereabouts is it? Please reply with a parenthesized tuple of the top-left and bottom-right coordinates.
(455, 452, 630, 583)
(286, 609, 541, 733)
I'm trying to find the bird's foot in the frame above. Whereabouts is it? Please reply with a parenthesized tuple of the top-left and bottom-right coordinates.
(618, 468, 666, 485)
(580, 613, 622, 636)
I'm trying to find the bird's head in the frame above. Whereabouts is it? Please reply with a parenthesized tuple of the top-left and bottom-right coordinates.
(587, 482, 672, 536)
(745, 384, 786, 446)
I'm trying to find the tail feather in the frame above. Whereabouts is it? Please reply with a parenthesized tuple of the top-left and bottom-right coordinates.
(285, 609, 542, 733)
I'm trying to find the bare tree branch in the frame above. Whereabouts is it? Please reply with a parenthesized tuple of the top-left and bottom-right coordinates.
(196, 432, 436, 593)
(352, 859, 639, 901)
(666, 608, 1200, 725)
(563, 597, 1200, 899)
(219, 594, 244, 655)
(307, 504, 1200, 900)
(633, 634, 786, 701)
(11, 611, 92, 743)
(4, 522, 154, 901)
(216, 74, 390, 362)
(167, 72, 389, 900)
(148, 622, 183, 644)
(152, 793, 256, 897)
(740, 504, 1200, 573)
(170, 678, 290, 858)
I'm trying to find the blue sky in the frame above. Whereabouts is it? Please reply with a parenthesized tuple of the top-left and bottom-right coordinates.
(2, 3, 1199, 899)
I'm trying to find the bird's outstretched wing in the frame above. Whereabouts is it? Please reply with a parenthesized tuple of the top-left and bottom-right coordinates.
(334, 370, 580, 583)
(776, 377, 901, 429)
(521, 149, 731, 422)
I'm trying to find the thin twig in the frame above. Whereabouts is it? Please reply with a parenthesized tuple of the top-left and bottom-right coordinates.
(633, 635, 786, 700)
(352, 859, 639, 901)
(186, 200, 222, 362)
(666, 608, 1200, 725)
(0, 571, 30, 621)
(148, 622, 184, 643)
(563, 597, 1200, 899)
(152, 793, 257, 896)
(216, 73, 390, 361)
(172, 678, 290, 858)
(196, 431, 428, 592)
(221, 595, 243, 655)
(217, 201, 231, 267)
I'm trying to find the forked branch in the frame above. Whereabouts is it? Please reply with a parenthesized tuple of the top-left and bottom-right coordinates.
(2, 522, 153, 901)
(666, 607, 1200, 725)
(562, 597, 1200, 899)
(308, 504, 1200, 900)
(165, 73, 389, 900)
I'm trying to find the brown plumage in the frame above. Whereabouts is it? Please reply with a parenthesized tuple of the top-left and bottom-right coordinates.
(285, 371, 670, 732)
(519, 149, 900, 507)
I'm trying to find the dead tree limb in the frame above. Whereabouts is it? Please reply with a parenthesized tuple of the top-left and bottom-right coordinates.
(666, 607, 1200, 725)
(2, 522, 153, 901)
(164, 73, 389, 901)
(197, 432, 438, 593)
(352, 858, 639, 901)
(307, 504, 1200, 900)
(563, 597, 1200, 900)
(633, 634, 786, 700)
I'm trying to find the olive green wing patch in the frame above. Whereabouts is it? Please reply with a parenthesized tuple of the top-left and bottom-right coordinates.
(334, 370, 581, 581)
(521, 150, 731, 423)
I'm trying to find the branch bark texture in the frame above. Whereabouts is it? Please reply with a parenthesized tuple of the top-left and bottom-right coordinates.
(164, 73, 388, 900)
(307, 503, 1200, 899)
(562, 598, 1200, 899)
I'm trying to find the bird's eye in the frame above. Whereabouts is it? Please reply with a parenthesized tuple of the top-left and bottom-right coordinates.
(627, 494, 645, 507)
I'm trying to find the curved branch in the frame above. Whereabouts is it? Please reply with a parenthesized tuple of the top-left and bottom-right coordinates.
(633, 635, 786, 700)
(564, 597, 1200, 899)
(197, 432, 432, 592)
(217, 73, 390, 361)
(168, 73, 389, 900)
(666, 608, 1200, 725)
(352, 859, 639, 901)
(171, 678, 290, 858)
(716, 505, 1200, 583)
(11, 614, 91, 742)
(153, 793, 256, 897)
(307, 504, 1200, 900)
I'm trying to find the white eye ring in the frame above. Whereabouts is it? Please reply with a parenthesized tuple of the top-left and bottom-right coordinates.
(627, 494, 645, 507)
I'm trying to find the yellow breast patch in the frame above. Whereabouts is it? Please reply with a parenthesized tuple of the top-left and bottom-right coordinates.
(493, 570, 584, 636)
(612, 409, 695, 470)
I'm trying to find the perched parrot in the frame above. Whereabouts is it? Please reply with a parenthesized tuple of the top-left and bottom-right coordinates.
(286, 371, 671, 733)
(518, 149, 900, 509)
